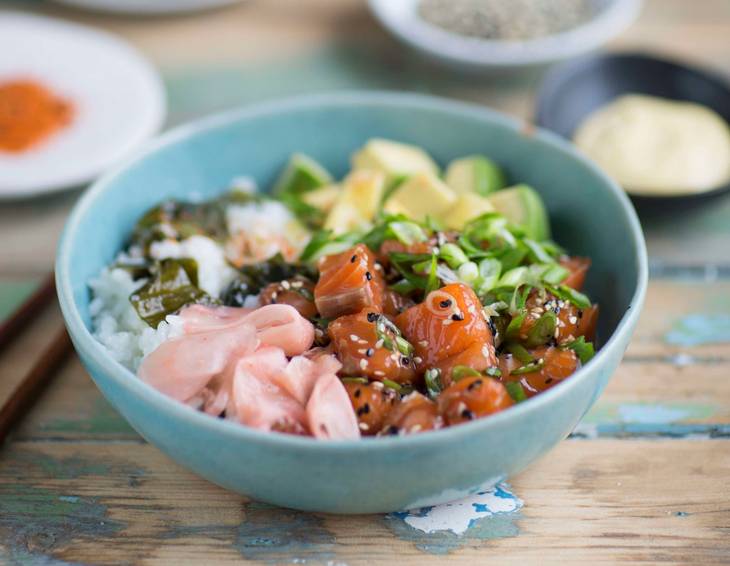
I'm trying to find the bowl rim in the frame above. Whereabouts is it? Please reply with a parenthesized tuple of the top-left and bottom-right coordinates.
(367, 0, 642, 68)
(56, 90, 648, 453)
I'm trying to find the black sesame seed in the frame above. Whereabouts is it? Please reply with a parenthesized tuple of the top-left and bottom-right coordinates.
(467, 379, 483, 391)
(353, 389, 361, 398)
(365, 271, 373, 281)
(400, 356, 410, 366)
(350, 255, 357, 263)
(461, 408, 475, 420)
(439, 299, 452, 308)
(385, 425, 399, 435)
(366, 348, 374, 357)
(367, 312, 379, 323)
(487, 319, 497, 336)
(578, 310, 584, 319)
(357, 403, 371, 416)
(451, 313, 464, 322)
(545, 378, 554, 384)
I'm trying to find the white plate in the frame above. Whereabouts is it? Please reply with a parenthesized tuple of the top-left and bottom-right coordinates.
(368, 0, 642, 71)
(51, 0, 241, 15)
(0, 12, 165, 198)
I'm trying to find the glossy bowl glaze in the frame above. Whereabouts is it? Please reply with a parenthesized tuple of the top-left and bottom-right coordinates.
(56, 92, 647, 513)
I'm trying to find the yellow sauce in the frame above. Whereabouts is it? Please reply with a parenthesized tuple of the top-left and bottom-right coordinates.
(574, 94, 730, 196)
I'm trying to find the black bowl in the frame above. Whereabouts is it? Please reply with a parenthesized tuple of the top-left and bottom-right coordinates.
(535, 52, 730, 209)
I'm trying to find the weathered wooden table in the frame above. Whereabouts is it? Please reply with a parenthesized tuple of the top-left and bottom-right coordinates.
(1, 0, 729, 563)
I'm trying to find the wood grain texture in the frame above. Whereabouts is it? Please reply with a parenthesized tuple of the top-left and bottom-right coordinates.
(0, 440, 728, 564)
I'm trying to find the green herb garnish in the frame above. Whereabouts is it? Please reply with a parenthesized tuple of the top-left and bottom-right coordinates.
(424, 368, 444, 399)
(505, 381, 527, 402)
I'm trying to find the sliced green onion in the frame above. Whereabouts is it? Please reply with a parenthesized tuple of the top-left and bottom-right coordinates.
(457, 261, 479, 283)
(424, 368, 443, 399)
(477, 258, 502, 293)
(510, 358, 545, 375)
(341, 377, 369, 384)
(524, 238, 554, 264)
(425, 253, 440, 294)
(451, 365, 482, 381)
(389, 221, 427, 245)
(524, 311, 557, 348)
(548, 284, 592, 309)
(486, 366, 502, 378)
(563, 336, 595, 364)
(542, 264, 570, 285)
(395, 336, 414, 356)
(499, 266, 528, 288)
(505, 312, 526, 342)
(382, 378, 403, 392)
(439, 243, 469, 269)
(506, 342, 533, 364)
(390, 279, 419, 295)
(505, 381, 527, 402)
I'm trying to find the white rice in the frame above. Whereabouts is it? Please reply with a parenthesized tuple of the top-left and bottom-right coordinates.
(149, 235, 238, 298)
(89, 267, 185, 371)
(90, 199, 301, 372)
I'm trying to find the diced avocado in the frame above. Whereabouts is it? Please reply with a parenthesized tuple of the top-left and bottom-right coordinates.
(322, 170, 386, 235)
(301, 185, 341, 212)
(383, 173, 457, 222)
(443, 193, 496, 230)
(324, 201, 371, 235)
(444, 155, 507, 196)
(487, 184, 551, 240)
(351, 139, 439, 182)
(273, 153, 333, 196)
(340, 169, 386, 220)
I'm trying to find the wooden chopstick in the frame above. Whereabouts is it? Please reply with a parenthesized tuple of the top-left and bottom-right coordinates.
(0, 273, 56, 354)
(0, 326, 72, 444)
(0, 273, 72, 444)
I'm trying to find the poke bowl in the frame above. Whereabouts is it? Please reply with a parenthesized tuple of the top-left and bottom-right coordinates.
(56, 92, 647, 514)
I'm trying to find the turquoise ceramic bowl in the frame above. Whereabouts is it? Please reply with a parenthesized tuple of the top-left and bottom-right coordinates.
(56, 92, 647, 514)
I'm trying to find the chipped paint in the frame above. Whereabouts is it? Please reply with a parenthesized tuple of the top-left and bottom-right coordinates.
(235, 502, 336, 564)
(0, 484, 124, 564)
(385, 483, 523, 555)
(582, 402, 715, 426)
(574, 402, 721, 439)
(665, 314, 730, 346)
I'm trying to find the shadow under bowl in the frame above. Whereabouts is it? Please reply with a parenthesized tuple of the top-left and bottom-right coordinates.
(56, 92, 647, 513)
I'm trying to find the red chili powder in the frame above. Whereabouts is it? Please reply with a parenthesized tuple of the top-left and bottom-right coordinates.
(0, 79, 74, 154)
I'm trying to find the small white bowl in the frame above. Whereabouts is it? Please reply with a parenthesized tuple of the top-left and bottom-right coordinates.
(368, 0, 642, 72)
(0, 12, 165, 199)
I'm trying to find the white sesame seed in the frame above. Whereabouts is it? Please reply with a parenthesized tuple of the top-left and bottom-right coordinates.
(569, 316, 578, 324)
(443, 319, 453, 326)
(357, 349, 367, 355)
(375, 339, 384, 349)
(281, 280, 291, 290)
(358, 339, 368, 345)
(374, 370, 385, 377)
(359, 359, 368, 370)
(350, 334, 359, 342)
(372, 381, 384, 390)
(419, 340, 429, 347)
(414, 356, 423, 364)
(359, 422, 370, 431)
